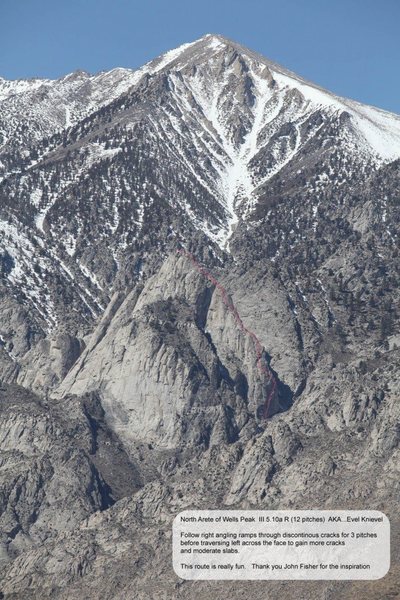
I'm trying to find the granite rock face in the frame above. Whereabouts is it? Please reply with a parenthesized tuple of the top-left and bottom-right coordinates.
(0, 385, 140, 569)
(56, 252, 290, 448)
(0, 34, 399, 599)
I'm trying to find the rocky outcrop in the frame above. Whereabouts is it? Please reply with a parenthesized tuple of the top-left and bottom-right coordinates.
(0, 384, 140, 568)
(55, 252, 293, 450)
(16, 332, 83, 394)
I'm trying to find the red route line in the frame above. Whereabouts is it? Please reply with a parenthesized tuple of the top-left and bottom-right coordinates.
(177, 248, 277, 419)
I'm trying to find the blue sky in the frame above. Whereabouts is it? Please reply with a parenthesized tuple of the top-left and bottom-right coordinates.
(1, 0, 399, 113)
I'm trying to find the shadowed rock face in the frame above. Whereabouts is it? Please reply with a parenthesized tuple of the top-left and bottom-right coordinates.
(0, 34, 399, 599)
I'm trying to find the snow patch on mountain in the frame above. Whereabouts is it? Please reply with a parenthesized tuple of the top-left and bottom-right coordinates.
(263, 66, 400, 162)
(0, 77, 50, 102)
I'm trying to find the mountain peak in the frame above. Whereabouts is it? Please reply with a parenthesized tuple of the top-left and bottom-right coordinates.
(199, 33, 235, 47)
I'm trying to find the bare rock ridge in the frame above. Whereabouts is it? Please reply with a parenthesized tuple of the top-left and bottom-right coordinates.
(0, 34, 399, 599)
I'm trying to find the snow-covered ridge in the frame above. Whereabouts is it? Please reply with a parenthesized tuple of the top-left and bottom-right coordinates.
(195, 36, 400, 163)
(143, 36, 399, 245)
(0, 32, 399, 331)
(152, 34, 400, 162)
(3, 32, 399, 171)
(2, 34, 400, 249)
(0, 77, 52, 102)
(271, 70, 400, 162)
(165, 35, 400, 227)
